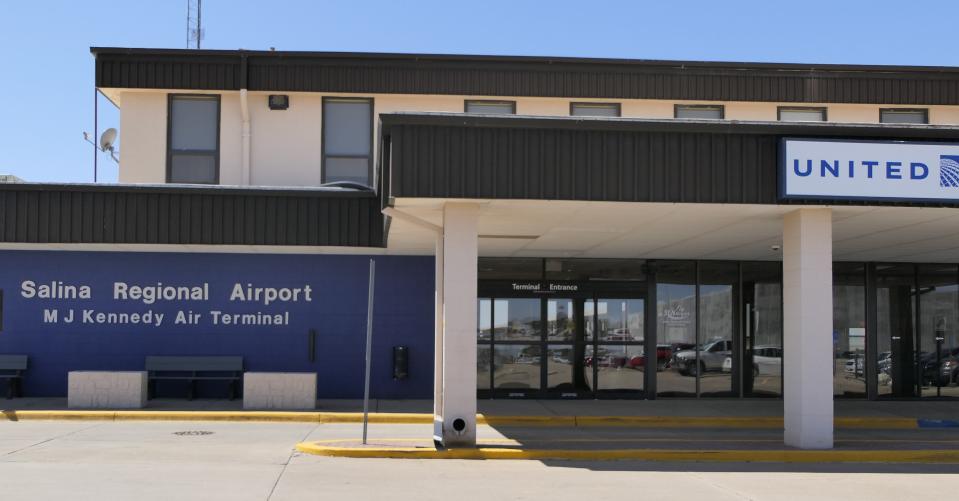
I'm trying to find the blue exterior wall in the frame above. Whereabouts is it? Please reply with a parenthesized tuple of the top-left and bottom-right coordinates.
(0, 250, 435, 399)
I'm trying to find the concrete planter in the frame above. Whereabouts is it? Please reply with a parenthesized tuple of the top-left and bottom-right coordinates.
(68, 371, 148, 409)
(243, 372, 317, 410)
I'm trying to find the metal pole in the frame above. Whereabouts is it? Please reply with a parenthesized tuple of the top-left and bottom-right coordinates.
(196, 0, 202, 49)
(362, 259, 376, 444)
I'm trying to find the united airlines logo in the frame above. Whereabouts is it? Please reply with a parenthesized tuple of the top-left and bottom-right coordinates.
(941, 155, 959, 188)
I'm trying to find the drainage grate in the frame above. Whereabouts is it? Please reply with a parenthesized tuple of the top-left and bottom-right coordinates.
(173, 431, 214, 436)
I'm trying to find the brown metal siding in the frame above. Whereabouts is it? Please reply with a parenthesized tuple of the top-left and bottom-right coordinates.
(94, 50, 959, 105)
(388, 124, 779, 204)
(383, 117, 959, 207)
(0, 185, 383, 247)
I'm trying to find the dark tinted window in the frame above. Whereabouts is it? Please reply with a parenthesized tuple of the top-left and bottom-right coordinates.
(168, 95, 219, 184)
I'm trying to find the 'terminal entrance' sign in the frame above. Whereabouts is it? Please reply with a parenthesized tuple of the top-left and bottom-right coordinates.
(780, 138, 959, 202)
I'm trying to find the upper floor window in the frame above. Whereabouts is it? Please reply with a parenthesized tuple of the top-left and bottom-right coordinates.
(323, 97, 373, 186)
(675, 104, 724, 119)
(778, 107, 827, 122)
(168, 95, 219, 184)
(880, 108, 928, 124)
(465, 100, 516, 114)
(570, 102, 621, 117)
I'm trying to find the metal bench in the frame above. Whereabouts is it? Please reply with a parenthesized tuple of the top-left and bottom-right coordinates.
(0, 355, 28, 399)
(145, 356, 243, 400)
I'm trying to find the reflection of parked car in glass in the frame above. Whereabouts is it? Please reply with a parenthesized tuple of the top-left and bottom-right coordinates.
(940, 356, 959, 385)
(752, 346, 782, 376)
(604, 328, 637, 342)
(627, 345, 672, 371)
(844, 357, 864, 374)
(920, 349, 959, 386)
(877, 351, 892, 373)
(673, 339, 732, 376)
(719, 346, 782, 376)
(584, 355, 627, 368)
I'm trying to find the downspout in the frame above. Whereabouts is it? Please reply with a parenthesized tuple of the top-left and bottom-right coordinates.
(239, 53, 252, 185)
(240, 88, 251, 185)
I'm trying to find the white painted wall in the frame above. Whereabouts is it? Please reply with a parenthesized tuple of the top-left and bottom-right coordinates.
(118, 92, 167, 183)
(112, 88, 959, 188)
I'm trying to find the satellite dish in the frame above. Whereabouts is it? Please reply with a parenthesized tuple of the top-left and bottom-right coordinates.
(99, 128, 118, 152)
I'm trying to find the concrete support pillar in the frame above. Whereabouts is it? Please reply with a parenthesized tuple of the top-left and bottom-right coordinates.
(783, 208, 834, 449)
(438, 202, 479, 447)
(432, 232, 445, 443)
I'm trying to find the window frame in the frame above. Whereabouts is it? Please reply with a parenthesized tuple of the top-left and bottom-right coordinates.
(879, 108, 929, 124)
(166, 93, 221, 185)
(777, 106, 828, 122)
(674, 104, 725, 119)
(464, 100, 517, 114)
(321, 96, 375, 186)
(569, 102, 622, 117)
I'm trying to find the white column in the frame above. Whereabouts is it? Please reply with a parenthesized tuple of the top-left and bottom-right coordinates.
(432, 232, 445, 443)
(783, 208, 834, 449)
(439, 202, 479, 447)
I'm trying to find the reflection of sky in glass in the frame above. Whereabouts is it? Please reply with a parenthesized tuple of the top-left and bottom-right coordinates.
(496, 299, 539, 326)
(596, 299, 643, 338)
(548, 299, 574, 339)
(478, 299, 492, 331)
(547, 300, 571, 322)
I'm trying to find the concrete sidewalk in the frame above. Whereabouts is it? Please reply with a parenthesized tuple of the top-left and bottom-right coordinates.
(1, 419, 958, 501)
(4, 397, 959, 421)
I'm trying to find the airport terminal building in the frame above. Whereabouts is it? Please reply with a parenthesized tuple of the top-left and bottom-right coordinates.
(3, 47, 959, 447)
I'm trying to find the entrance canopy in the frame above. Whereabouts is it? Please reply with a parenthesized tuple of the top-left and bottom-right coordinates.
(387, 199, 959, 263)
(380, 113, 959, 262)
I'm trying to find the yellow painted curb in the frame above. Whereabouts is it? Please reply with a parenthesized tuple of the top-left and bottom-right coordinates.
(573, 416, 786, 428)
(295, 441, 959, 463)
(479, 415, 576, 427)
(835, 417, 918, 429)
(0, 410, 921, 429)
(317, 413, 432, 424)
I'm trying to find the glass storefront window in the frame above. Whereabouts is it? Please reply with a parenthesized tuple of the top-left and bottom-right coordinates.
(547, 299, 576, 342)
(547, 345, 589, 392)
(594, 344, 644, 392)
(656, 261, 697, 397)
(876, 264, 917, 397)
(595, 298, 645, 393)
(478, 298, 492, 342)
(477, 298, 492, 391)
(833, 263, 866, 398)
(477, 345, 492, 390)
(596, 299, 643, 342)
(493, 344, 541, 392)
(743, 262, 782, 397)
(477, 257, 959, 401)
(918, 264, 959, 398)
(699, 262, 737, 397)
(494, 298, 540, 342)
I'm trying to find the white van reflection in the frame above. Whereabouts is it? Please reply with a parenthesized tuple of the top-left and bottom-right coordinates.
(721, 346, 782, 376)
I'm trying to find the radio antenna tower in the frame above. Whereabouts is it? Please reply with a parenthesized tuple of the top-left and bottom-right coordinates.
(186, 0, 203, 49)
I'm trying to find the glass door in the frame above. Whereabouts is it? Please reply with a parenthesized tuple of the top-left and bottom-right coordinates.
(917, 264, 959, 398)
(592, 298, 645, 396)
(742, 262, 783, 398)
(490, 297, 542, 397)
(875, 264, 917, 398)
(545, 297, 591, 397)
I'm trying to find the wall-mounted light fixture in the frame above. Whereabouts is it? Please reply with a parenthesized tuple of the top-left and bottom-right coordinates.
(268, 95, 290, 110)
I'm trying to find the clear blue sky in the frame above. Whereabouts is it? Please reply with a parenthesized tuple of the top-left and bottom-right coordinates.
(2, 0, 959, 183)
